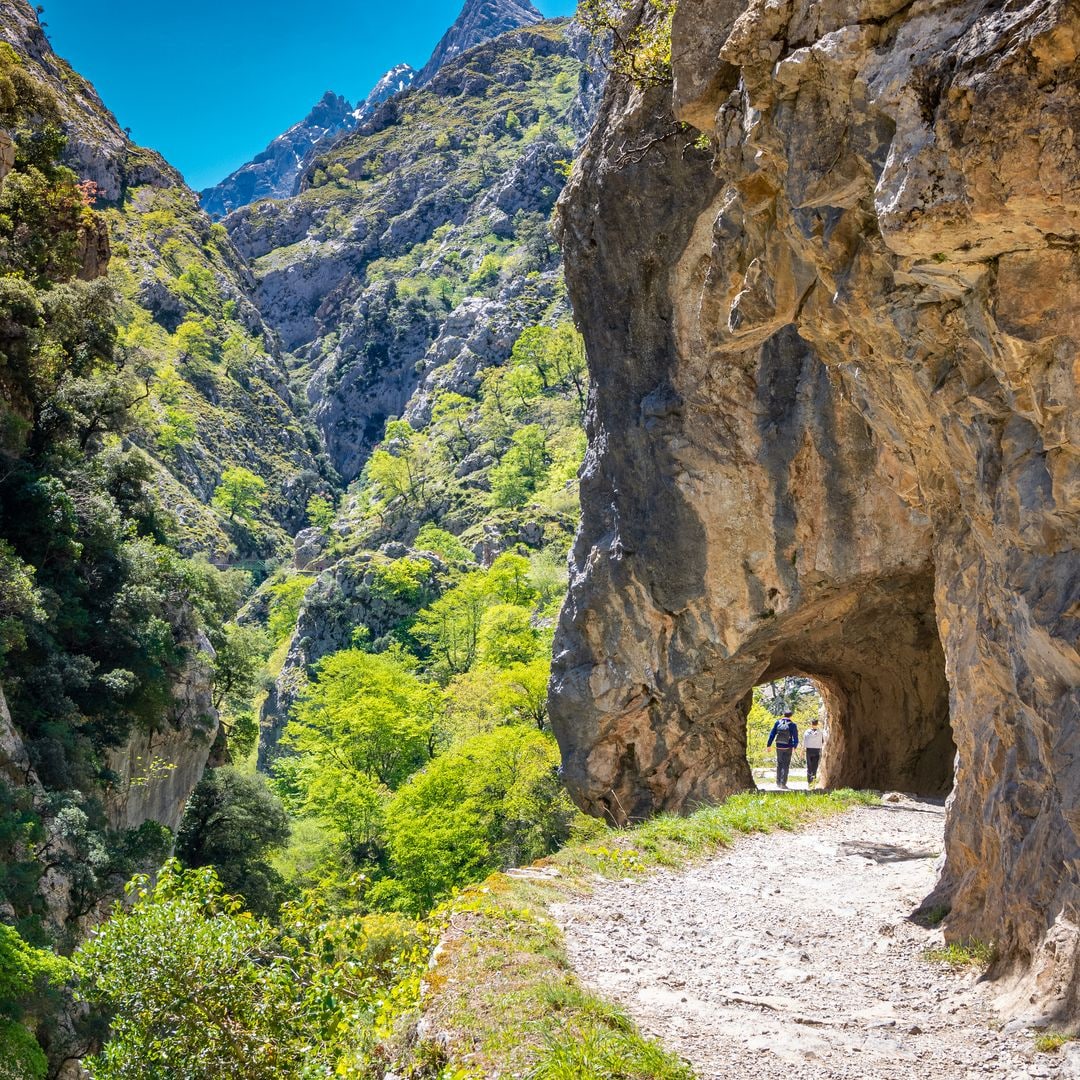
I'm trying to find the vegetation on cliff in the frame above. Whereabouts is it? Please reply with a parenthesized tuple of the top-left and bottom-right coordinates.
(3, 2, 597, 1074)
(0, 37, 258, 1073)
(77, 791, 876, 1078)
(227, 19, 591, 483)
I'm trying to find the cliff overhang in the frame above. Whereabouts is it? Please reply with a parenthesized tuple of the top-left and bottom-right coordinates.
(553, 0, 1079, 1025)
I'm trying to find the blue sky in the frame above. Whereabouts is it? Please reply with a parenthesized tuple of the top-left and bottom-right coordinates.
(41, 1, 578, 191)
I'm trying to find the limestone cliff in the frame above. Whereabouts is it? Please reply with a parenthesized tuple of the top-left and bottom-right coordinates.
(554, 0, 1079, 1024)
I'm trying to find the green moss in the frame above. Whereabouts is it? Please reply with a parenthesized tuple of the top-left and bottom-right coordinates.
(923, 940, 996, 969)
(1034, 1032, 1076, 1053)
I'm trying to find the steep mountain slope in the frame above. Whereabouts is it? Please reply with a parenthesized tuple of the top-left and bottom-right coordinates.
(0, 2, 326, 560)
(415, 0, 543, 85)
(0, 0, 324, 957)
(237, 18, 602, 767)
(199, 0, 543, 220)
(227, 19, 593, 483)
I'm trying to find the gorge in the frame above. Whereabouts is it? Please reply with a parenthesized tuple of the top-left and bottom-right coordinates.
(0, 0, 1076, 1073)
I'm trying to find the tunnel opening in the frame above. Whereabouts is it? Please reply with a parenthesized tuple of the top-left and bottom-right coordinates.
(746, 676, 827, 791)
(739, 571, 957, 798)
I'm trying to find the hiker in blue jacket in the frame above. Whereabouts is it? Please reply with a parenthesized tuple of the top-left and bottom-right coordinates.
(767, 711, 799, 789)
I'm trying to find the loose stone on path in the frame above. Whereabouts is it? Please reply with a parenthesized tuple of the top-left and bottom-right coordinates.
(554, 799, 1071, 1080)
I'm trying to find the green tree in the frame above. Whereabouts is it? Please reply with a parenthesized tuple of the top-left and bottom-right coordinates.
(212, 466, 266, 523)
(281, 650, 439, 851)
(305, 493, 335, 533)
(477, 604, 540, 668)
(444, 658, 551, 739)
(509, 324, 586, 407)
(211, 623, 269, 711)
(413, 523, 474, 565)
(578, 0, 676, 86)
(412, 572, 490, 680)
(468, 252, 502, 288)
(0, 923, 67, 1080)
(486, 552, 537, 607)
(0, 540, 43, 657)
(267, 575, 314, 646)
(489, 424, 548, 508)
(498, 658, 551, 731)
(759, 676, 818, 716)
(74, 862, 428, 1080)
(175, 769, 289, 917)
(174, 317, 216, 363)
(370, 557, 433, 607)
(375, 727, 574, 913)
(428, 391, 478, 463)
(365, 419, 431, 511)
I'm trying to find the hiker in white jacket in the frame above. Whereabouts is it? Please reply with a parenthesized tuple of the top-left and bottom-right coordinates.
(803, 717, 825, 786)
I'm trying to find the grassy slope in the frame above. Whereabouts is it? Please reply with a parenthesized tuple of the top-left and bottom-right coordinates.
(405, 789, 877, 1078)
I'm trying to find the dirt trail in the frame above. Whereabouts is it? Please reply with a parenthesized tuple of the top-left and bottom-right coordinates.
(554, 798, 1077, 1080)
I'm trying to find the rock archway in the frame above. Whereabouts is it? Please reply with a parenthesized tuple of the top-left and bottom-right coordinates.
(551, 0, 1078, 1024)
(758, 571, 953, 796)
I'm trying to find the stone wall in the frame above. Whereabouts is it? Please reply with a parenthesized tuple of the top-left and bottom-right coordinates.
(553, 0, 1078, 1023)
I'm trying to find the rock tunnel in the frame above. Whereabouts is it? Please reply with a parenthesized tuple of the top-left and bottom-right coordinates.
(756, 571, 953, 796)
(550, 0, 1079, 1024)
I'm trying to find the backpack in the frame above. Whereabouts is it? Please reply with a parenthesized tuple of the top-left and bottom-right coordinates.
(775, 718, 793, 748)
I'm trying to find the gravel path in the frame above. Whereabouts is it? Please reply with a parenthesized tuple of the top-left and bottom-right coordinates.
(554, 798, 1077, 1080)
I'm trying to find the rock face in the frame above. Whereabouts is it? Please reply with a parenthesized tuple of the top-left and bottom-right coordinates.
(415, 0, 543, 86)
(0, 1, 173, 201)
(358, 64, 416, 115)
(200, 91, 358, 218)
(554, 0, 1079, 1024)
(103, 632, 218, 835)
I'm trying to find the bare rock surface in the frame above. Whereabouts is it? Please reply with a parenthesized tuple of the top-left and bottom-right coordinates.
(556, 800, 1061, 1079)
(553, 0, 1079, 1021)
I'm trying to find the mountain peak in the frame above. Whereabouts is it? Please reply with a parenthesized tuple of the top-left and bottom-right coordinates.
(305, 91, 355, 126)
(355, 64, 416, 121)
(200, 90, 357, 217)
(415, 0, 544, 86)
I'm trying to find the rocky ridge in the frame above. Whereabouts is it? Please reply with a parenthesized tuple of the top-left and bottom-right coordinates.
(415, 0, 544, 86)
(553, 0, 1079, 1026)
(199, 91, 360, 219)
(358, 64, 416, 117)
(199, 72, 418, 221)
(200, 0, 545, 220)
